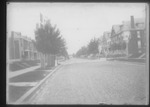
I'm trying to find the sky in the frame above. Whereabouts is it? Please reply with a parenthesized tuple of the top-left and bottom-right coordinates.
(7, 3, 146, 54)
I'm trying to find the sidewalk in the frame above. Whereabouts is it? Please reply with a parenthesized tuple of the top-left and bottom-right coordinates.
(7, 59, 68, 104)
(14, 64, 63, 104)
(9, 82, 38, 87)
(8, 64, 41, 78)
(107, 57, 146, 64)
(7, 58, 66, 104)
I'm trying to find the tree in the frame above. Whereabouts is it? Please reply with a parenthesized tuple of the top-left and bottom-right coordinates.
(76, 46, 88, 57)
(87, 38, 99, 55)
(75, 37, 99, 58)
(34, 19, 66, 68)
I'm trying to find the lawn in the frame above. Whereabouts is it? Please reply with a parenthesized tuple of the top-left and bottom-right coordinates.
(8, 63, 54, 103)
(9, 67, 52, 82)
(8, 85, 33, 103)
(117, 58, 146, 63)
(128, 53, 143, 58)
(9, 60, 40, 72)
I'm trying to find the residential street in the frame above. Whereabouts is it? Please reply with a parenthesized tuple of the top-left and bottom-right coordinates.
(27, 58, 147, 105)
(7, 3, 148, 105)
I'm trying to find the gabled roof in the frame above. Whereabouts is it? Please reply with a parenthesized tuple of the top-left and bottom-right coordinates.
(110, 25, 122, 37)
(110, 17, 145, 38)
(122, 17, 145, 30)
(103, 31, 111, 37)
(112, 25, 121, 34)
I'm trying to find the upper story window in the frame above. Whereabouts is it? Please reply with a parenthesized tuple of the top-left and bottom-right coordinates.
(136, 23, 144, 29)
(137, 31, 141, 38)
(137, 40, 141, 49)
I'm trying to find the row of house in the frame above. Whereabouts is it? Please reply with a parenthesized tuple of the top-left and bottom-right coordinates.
(7, 14, 58, 68)
(8, 31, 40, 62)
(100, 16, 146, 58)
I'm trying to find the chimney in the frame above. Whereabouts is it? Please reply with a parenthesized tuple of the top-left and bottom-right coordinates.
(36, 23, 39, 29)
(40, 13, 43, 23)
(131, 16, 135, 28)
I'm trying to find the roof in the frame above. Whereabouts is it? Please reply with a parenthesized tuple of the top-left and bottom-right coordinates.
(112, 25, 121, 34)
(111, 17, 145, 38)
(122, 17, 145, 30)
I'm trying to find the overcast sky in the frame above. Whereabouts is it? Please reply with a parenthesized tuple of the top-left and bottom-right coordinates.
(7, 3, 146, 54)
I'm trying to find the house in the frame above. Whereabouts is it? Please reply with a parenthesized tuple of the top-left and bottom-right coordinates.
(110, 16, 146, 57)
(101, 31, 111, 56)
(123, 16, 146, 55)
(8, 31, 40, 61)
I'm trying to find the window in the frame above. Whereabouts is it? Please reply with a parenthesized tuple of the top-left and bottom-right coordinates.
(138, 40, 141, 48)
(138, 50, 142, 53)
(137, 31, 140, 38)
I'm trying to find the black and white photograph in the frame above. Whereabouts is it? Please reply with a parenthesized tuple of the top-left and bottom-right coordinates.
(6, 3, 149, 105)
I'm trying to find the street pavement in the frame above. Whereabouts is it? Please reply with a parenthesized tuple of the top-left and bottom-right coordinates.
(27, 58, 148, 105)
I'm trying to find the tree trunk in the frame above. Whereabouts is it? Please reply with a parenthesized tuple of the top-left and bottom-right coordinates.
(55, 55, 57, 66)
(126, 41, 129, 57)
(50, 55, 54, 67)
(40, 53, 43, 68)
(47, 54, 55, 67)
(43, 54, 46, 68)
(47, 54, 51, 67)
(46, 54, 48, 66)
(40, 53, 46, 69)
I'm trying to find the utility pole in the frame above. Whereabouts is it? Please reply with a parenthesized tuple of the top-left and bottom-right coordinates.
(145, 3, 149, 105)
(126, 40, 129, 57)
(98, 45, 102, 59)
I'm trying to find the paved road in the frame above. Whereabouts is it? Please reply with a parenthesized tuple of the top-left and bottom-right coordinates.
(28, 58, 148, 105)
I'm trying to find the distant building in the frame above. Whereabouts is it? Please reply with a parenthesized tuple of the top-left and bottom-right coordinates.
(123, 16, 146, 55)
(110, 16, 146, 57)
(8, 31, 40, 61)
(101, 31, 111, 56)
(110, 24, 126, 55)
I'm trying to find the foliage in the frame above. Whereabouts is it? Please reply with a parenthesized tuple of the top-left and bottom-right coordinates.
(76, 37, 99, 57)
(76, 46, 88, 57)
(87, 38, 99, 55)
(110, 41, 126, 52)
(34, 20, 67, 55)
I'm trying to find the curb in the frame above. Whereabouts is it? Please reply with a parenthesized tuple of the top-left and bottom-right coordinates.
(113, 59, 146, 66)
(13, 64, 63, 104)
